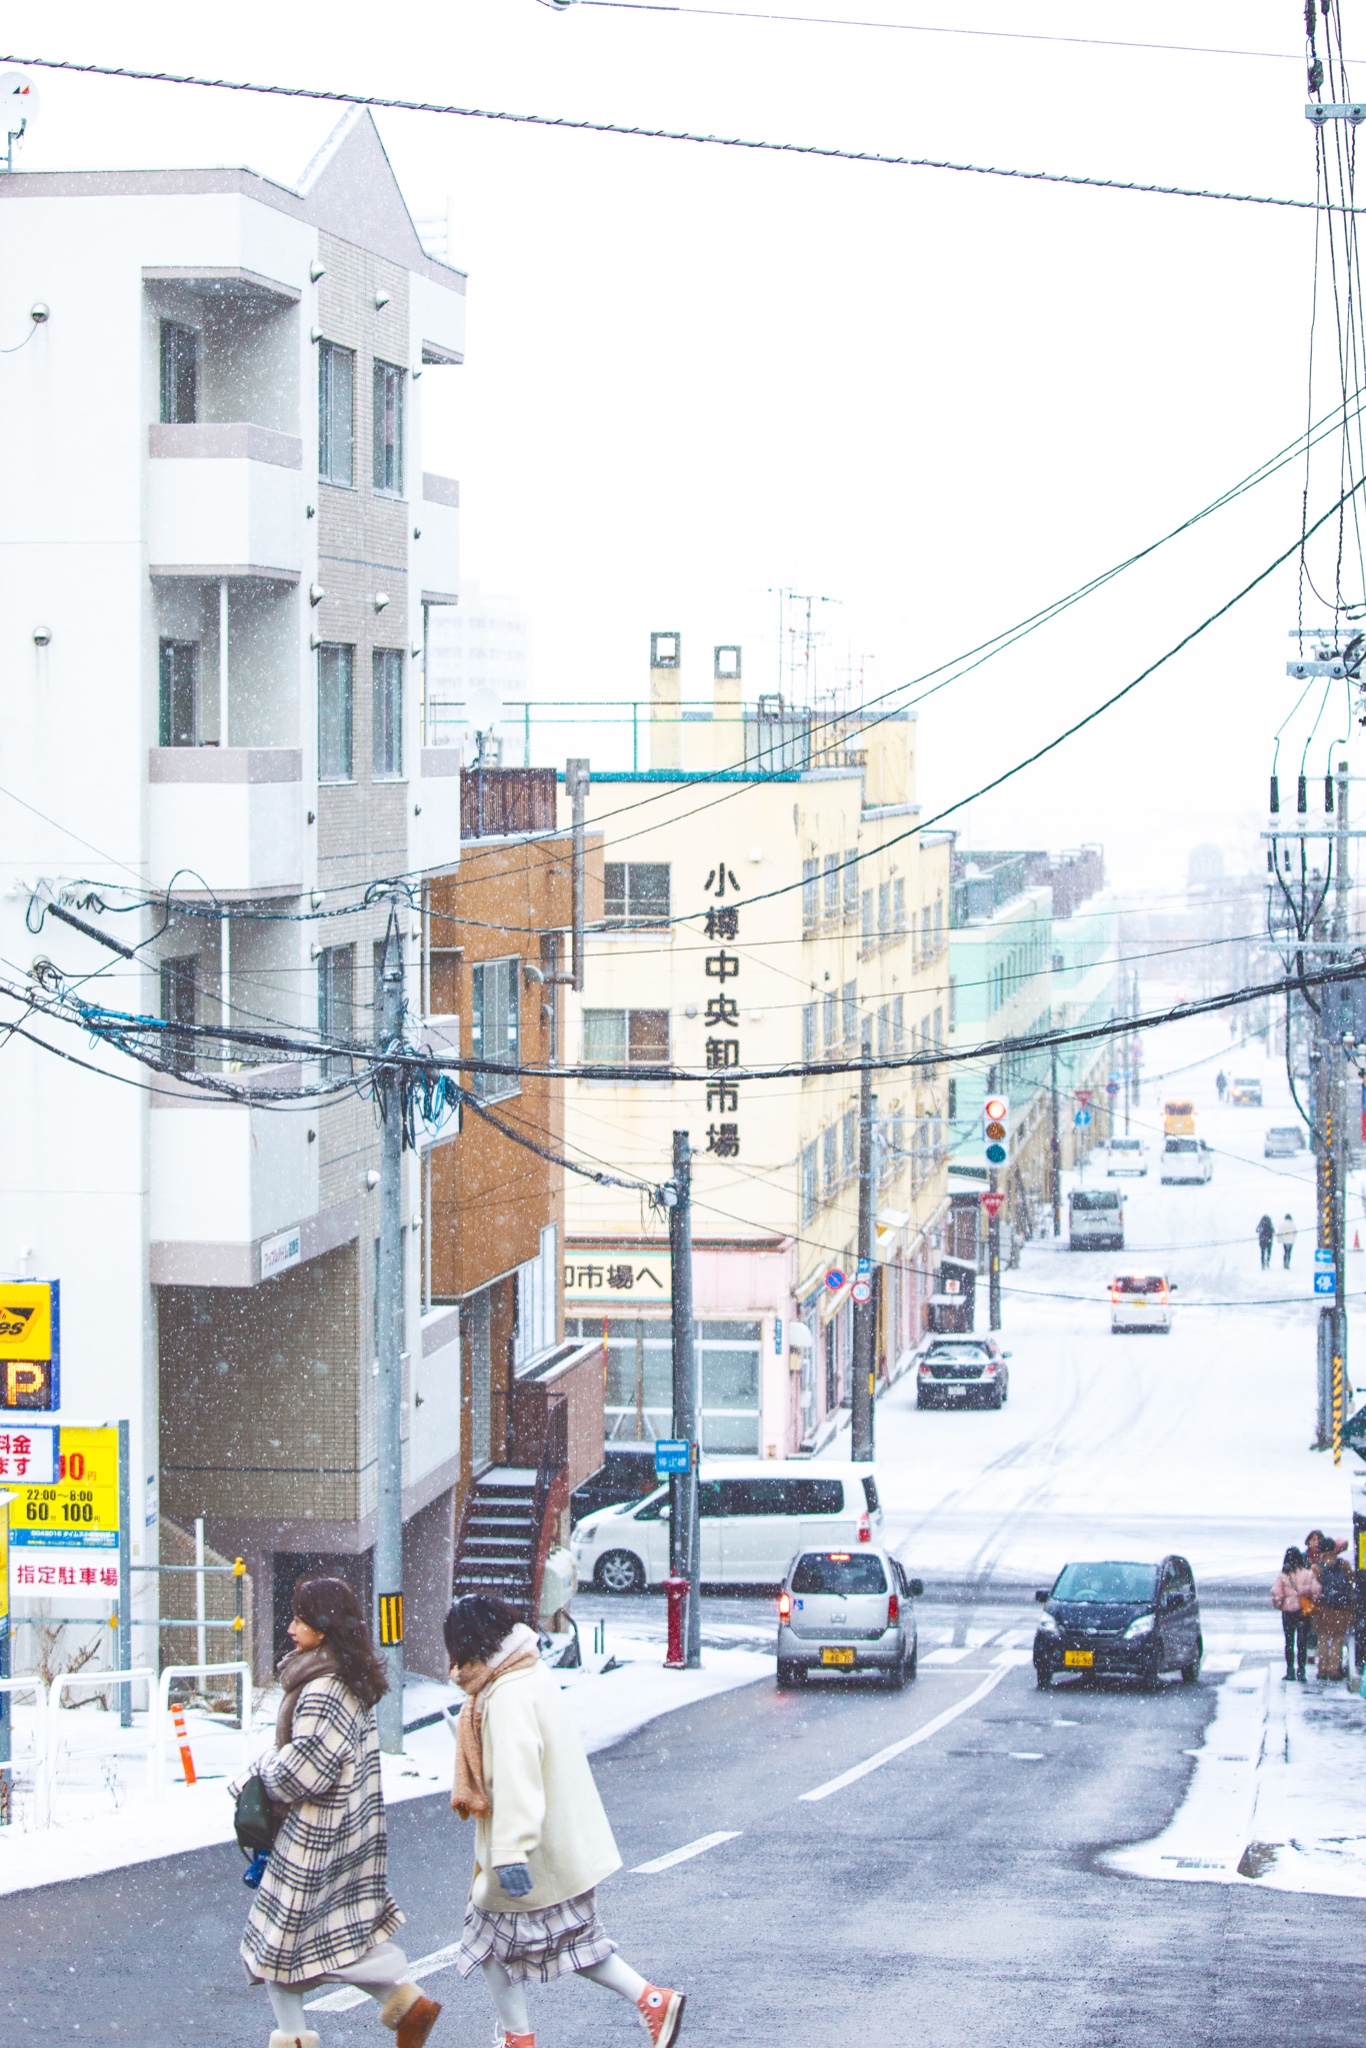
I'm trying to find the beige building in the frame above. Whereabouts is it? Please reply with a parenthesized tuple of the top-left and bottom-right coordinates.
(554, 638, 951, 1457)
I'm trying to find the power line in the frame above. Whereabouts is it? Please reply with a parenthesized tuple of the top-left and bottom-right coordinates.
(0, 50, 1352, 214)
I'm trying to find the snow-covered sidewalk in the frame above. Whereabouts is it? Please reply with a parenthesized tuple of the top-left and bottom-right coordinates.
(0, 1631, 772, 1897)
(1106, 1661, 1366, 1897)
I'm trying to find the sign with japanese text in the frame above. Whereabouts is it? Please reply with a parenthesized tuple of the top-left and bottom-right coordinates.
(564, 1254, 671, 1302)
(0, 1279, 60, 1409)
(701, 859, 743, 1160)
(9, 1424, 120, 1607)
(655, 1438, 690, 1476)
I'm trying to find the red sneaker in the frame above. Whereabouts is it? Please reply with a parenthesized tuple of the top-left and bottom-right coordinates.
(637, 1986, 685, 2047)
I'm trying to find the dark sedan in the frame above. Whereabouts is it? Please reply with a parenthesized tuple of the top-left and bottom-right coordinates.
(1033, 1556, 1202, 1689)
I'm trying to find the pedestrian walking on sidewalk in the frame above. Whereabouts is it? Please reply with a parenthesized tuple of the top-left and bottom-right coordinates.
(1272, 1547, 1319, 1681)
(1278, 1214, 1298, 1270)
(237, 1576, 442, 2048)
(1217, 1070, 1228, 1101)
(445, 1593, 686, 2048)
(1256, 1214, 1275, 1270)
(1314, 1548, 1356, 1681)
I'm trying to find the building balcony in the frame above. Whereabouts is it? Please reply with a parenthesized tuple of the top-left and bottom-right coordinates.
(147, 747, 304, 896)
(149, 1080, 322, 1287)
(148, 423, 304, 577)
(415, 472, 460, 604)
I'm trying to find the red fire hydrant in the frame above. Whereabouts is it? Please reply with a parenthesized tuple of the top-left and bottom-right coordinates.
(663, 1575, 690, 1668)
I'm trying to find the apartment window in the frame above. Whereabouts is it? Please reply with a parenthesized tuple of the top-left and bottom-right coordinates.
(801, 1141, 818, 1223)
(802, 1002, 817, 1064)
(933, 1006, 943, 1066)
(878, 1004, 891, 1058)
(948, 975, 958, 1030)
(603, 863, 671, 927)
(159, 956, 197, 1074)
(515, 1224, 558, 1369)
(842, 1106, 857, 1183)
(948, 1076, 957, 1120)
(823, 854, 840, 919)
(472, 956, 521, 1101)
(843, 851, 859, 921)
(934, 898, 944, 950)
(860, 890, 873, 956)
(318, 644, 354, 782)
(893, 877, 906, 936)
(159, 321, 199, 425)
(842, 981, 857, 1046)
(802, 858, 819, 937)
(372, 360, 405, 495)
(878, 881, 891, 943)
(583, 1009, 670, 1067)
(823, 990, 838, 1053)
(921, 904, 932, 962)
(373, 650, 403, 779)
(318, 342, 355, 486)
(822, 1125, 839, 1198)
(317, 944, 355, 1079)
(158, 640, 198, 748)
(893, 993, 905, 1051)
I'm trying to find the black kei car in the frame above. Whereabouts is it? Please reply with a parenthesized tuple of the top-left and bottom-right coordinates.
(1033, 1556, 1203, 1689)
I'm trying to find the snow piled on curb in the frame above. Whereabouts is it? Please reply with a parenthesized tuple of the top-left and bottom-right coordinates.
(0, 1632, 772, 1898)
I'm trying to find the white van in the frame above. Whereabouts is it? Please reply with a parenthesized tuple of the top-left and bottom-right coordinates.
(1160, 1137, 1213, 1185)
(1068, 1188, 1125, 1251)
(570, 1461, 883, 1593)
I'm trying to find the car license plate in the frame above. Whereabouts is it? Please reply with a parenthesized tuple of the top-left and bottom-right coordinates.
(821, 1647, 856, 1666)
(1063, 1650, 1094, 1668)
(942, 1384, 966, 1398)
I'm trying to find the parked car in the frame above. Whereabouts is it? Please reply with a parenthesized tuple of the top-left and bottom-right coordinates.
(1264, 1125, 1306, 1159)
(1033, 1555, 1202, 1688)
(570, 1444, 660, 1526)
(571, 1461, 883, 1592)
(1160, 1137, 1213, 1185)
(916, 1336, 1010, 1409)
(1103, 1138, 1147, 1177)
(1230, 1076, 1263, 1107)
(1110, 1273, 1175, 1334)
(777, 1546, 921, 1690)
(1068, 1188, 1125, 1250)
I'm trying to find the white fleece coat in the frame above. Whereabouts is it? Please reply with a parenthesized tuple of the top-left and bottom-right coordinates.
(469, 1660, 621, 1913)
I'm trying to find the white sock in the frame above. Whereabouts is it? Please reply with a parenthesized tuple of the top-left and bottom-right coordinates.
(266, 1981, 310, 2031)
(581, 1953, 649, 2003)
(481, 1956, 531, 2035)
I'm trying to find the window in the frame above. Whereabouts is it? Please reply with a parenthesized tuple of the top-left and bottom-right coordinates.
(893, 876, 906, 936)
(921, 904, 932, 962)
(317, 944, 355, 1079)
(583, 1009, 670, 1067)
(823, 854, 840, 919)
(802, 1002, 817, 1064)
(842, 981, 857, 1045)
(948, 1076, 957, 1120)
(843, 851, 859, 921)
(878, 1004, 890, 1058)
(515, 1224, 558, 1368)
(603, 863, 670, 927)
(842, 1107, 857, 1182)
(878, 881, 891, 943)
(932, 1006, 943, 1068)
(801, 1141, 818, 1222)
(860, 889, 873, 956)
(318, 342, 355, 486)
(564, 1316, 761, 1451)
(948, 975, 958, 1030)
(822, 1125, 838, 1196)
(159, 321, 199, 425)
(158, 639, 198, 747)
(159, 956, 197, 1074)
(372, 360, 405, 495)
(372, 650, 403, 779)
(823, 990, 838, 1053)
(892, 993, 905, 1050)
(697, 1319, 762, 1453)
(472, 956, 521, 1101)
(802, 858, 819, 936)
(792, 1553, 887, 1596)
(318, 644, 354, 782)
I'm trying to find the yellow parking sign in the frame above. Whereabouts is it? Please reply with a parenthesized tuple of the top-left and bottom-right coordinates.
(0, 1281, 59, 1410)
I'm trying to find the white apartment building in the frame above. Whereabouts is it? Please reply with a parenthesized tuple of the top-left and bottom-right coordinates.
(0, 111, 477, 1677)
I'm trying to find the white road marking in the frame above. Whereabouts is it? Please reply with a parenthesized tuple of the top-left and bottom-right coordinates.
(799, 1662, 1013, 1802)
(306, 1940, 465, 2013)
(632, 1829, 742, 1874)
(922, 1646, 974, 1664)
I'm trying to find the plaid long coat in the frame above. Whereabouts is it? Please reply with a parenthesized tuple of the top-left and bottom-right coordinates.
(240, 1673, 403, 1985)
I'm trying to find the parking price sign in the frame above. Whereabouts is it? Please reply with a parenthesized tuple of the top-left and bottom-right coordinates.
(7, 1424, 121, 1607)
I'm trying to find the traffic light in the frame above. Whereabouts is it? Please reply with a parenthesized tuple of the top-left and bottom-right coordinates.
(983, 1096, 1009, 1167)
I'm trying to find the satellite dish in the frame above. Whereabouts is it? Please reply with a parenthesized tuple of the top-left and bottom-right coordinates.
(467, 682, 504, 731)
(0, 73, 39, 124)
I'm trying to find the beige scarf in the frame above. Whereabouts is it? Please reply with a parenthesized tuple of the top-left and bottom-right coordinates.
(275, 1644, 339, 1747)
(450, 1624, 541, 1819)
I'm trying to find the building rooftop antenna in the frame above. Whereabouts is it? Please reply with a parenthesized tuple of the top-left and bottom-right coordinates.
(0, 74, 38, 173)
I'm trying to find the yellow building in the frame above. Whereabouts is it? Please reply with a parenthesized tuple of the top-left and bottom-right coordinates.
(556, 638, 951, 1457)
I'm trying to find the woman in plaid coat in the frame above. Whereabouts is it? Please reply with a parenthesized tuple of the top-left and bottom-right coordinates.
(446, 1593, 686, 2048)
(239, 1577, 442, 2048)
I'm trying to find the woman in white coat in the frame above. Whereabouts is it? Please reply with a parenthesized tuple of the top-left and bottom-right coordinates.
(445, 1594, 685, 2048)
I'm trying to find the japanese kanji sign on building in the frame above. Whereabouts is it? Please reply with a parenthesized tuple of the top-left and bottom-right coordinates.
(564, 1254, 672, 1302)
(8, 1424, 121, 1608)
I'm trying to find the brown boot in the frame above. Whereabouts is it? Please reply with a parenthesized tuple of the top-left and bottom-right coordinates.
(379, 1984, 443, 2048)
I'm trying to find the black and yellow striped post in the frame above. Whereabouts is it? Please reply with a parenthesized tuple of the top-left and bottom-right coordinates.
(378, 1592, 404, 1647)
(1334, 1353, 1344, 1466)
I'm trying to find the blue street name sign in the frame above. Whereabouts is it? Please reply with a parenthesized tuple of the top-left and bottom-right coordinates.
(655, 1438, 690, 1476)
(1314, 1271, 1337, 1295)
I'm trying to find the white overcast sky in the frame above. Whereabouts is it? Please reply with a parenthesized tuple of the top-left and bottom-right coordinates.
(6, 3, 1355, 895)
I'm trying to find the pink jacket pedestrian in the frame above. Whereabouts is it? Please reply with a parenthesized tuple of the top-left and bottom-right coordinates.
(1271, 1566, 1320, 1612)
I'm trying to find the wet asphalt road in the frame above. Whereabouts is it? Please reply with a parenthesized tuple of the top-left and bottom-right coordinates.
(8, 1636, 1363, 2048)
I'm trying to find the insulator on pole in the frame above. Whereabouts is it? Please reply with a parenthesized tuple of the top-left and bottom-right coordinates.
(1270, 773, 1280, 814)
(1298, 774, 1309, 814)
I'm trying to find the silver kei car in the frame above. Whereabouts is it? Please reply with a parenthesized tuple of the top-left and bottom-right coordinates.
(776, 1546, 921, 1690)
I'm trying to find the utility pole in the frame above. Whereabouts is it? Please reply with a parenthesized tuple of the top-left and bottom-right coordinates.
(374, 908, 405, 1750)
(852, 1061, 877, 1461)
(1332, 758, 1351, 1460)
(988, 1062, 1002, 1331)
(668, 1131, 701, 1669)
(1049, 1041, 1061, 1239)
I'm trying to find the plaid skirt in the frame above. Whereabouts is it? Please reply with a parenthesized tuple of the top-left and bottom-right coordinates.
(457, 1889, 617, 1984)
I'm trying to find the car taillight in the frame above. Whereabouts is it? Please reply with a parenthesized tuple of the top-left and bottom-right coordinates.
(918, 1363, 931, 1375)
(887, 1593, 899, 1623)
(778, 1591, 791, 1621)
(858, 1512, 871, 1544)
